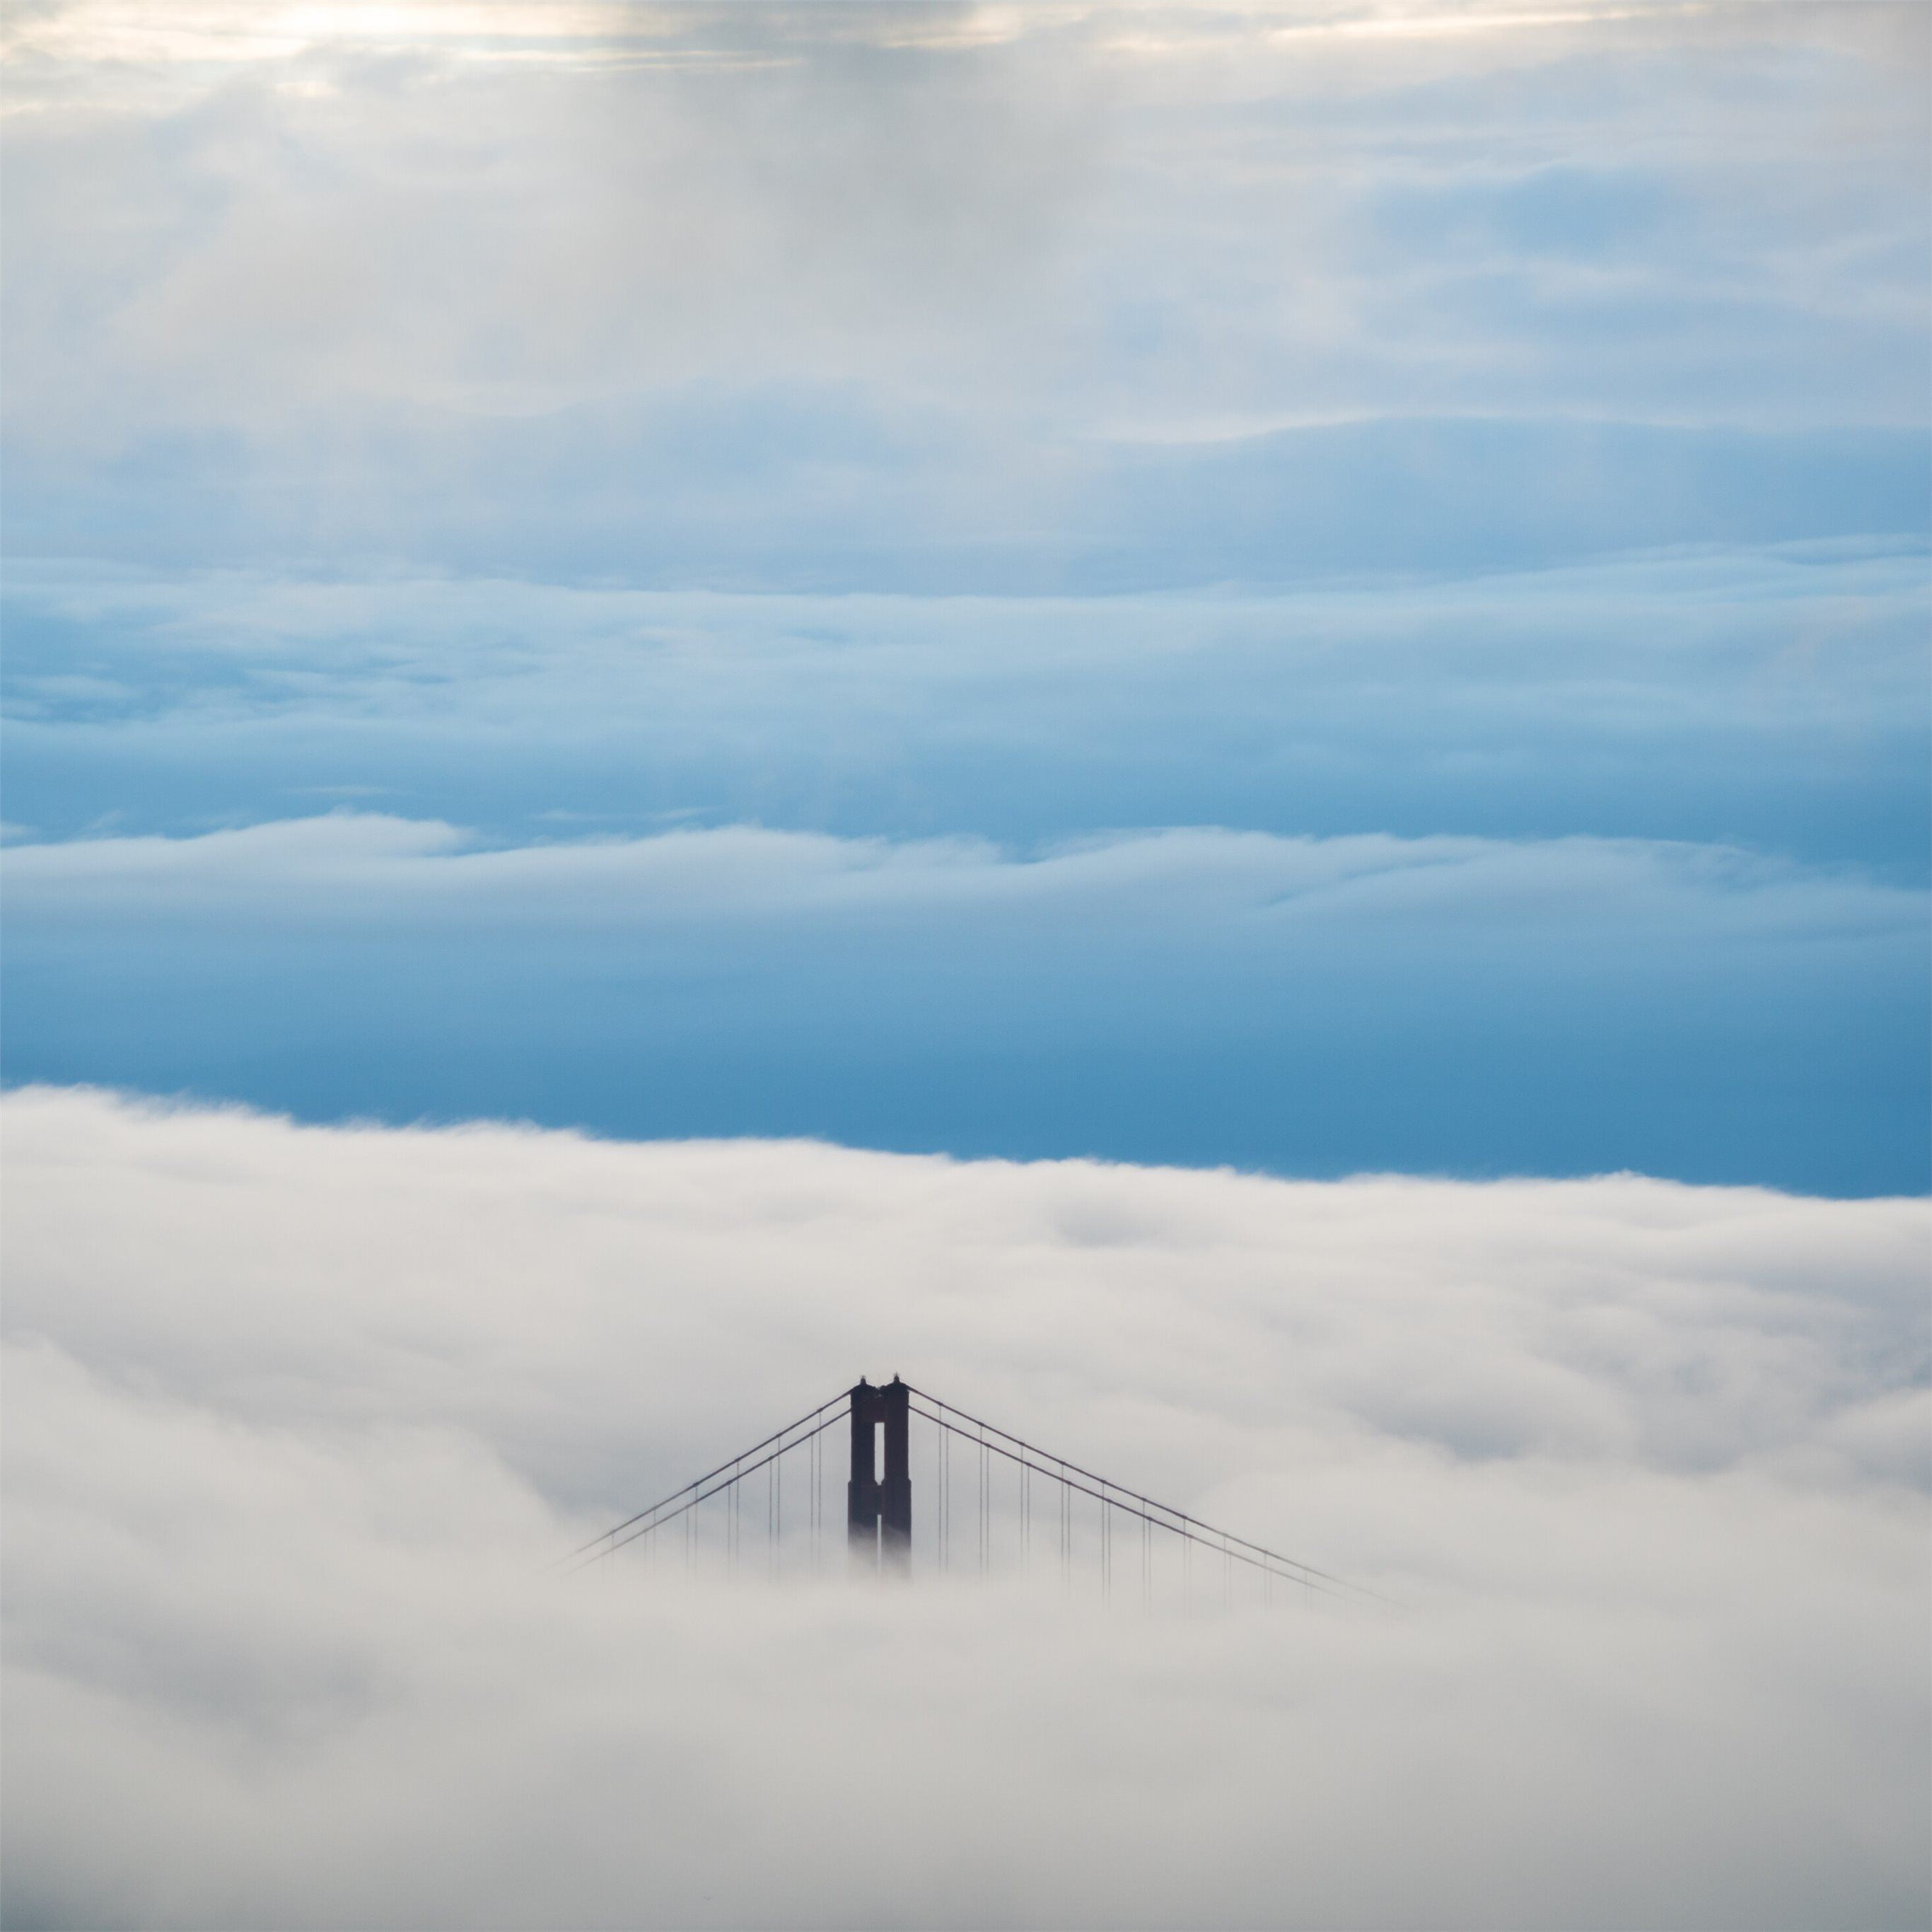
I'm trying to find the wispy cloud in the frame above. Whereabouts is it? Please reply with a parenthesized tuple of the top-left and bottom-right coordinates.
(4, 812, 1915, 939)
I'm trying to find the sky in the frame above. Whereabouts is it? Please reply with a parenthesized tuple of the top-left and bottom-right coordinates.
(2, 0, 1927, 1191)
(3, 5, 1929, 1928)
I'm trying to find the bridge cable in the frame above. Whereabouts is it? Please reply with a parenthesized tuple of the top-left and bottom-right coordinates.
(568, 1389, 853, 1562)
(909, 1404, 1360, 1602)
(904, 1384, 1368, 1599)
(568, 1407, 848, 1573)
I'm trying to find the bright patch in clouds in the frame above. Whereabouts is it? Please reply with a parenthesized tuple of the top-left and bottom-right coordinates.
(4, 1088, 1927, 1928)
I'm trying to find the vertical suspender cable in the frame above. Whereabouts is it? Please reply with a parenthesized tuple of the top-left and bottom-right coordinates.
(1061, 1462, 1070, 1588)
(1107, 1484, 1115, 1600)
(979, 1430, 989, 1576)
(577, 1391, 1358, 1608)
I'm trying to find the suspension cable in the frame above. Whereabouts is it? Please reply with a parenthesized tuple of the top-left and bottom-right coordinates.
(569, 1389, 853, 1560)
(938, 1421, 949, 1571)
(904, 1383, 1365, 1598)
(908, 1404, 1359, 1600)
(565, 1383, 1371, 1605)
(979, 1428, 989, 1575)
(1021, 1460, 1030, 1572)
(567, 1407, 848, 1573)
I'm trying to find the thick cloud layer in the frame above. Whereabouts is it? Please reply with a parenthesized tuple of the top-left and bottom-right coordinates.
(4, 1086, 1927, 1929)
(6, 3, 1926, 579)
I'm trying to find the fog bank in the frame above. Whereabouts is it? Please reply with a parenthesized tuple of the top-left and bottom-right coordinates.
(3, 1087, 1926, 1929)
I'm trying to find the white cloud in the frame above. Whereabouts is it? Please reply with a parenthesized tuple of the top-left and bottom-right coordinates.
(7, 1, 1921, 604)
(3, 1086, 1926, 1928)
(5, 0, 1921, 470)
(6, 812, 1916, 945)
(7, 549, 1924, 885)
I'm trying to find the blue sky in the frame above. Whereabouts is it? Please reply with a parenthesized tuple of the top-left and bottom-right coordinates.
(4, 0, 1927, 1193)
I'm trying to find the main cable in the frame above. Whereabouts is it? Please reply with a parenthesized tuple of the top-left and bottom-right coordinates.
(909, 1404, 1356, 1601)
(568, 1389, 854, 1561)
(904, 1384, 1371, 1600)
(567, 1407, 847, 1573)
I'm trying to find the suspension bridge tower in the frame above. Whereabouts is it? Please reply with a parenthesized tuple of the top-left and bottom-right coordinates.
(847, 1376, 912, 1573)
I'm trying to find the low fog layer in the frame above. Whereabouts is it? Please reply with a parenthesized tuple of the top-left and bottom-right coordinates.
(4, 1086, 1926, 1930)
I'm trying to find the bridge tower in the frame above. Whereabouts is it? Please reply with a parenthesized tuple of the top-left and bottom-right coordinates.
(848, 1377, 911, 1574)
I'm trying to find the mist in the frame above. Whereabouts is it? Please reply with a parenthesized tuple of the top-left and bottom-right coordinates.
(4, 1086, 1925, 1929)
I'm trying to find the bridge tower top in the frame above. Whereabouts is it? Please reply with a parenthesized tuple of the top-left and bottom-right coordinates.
(848, 1377, 911, 1573)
